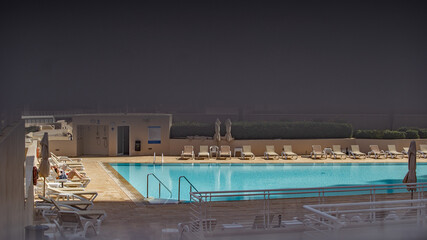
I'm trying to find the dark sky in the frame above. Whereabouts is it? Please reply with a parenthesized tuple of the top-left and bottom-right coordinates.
(1, 0, 426, 114)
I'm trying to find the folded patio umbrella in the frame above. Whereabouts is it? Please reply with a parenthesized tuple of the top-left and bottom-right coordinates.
(403, 141, 417, 198)
(214, 118, 221, 143)
(39, 132, 50, 196)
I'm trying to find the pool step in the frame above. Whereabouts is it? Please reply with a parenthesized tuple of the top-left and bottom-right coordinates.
(145, 197, 179, 205)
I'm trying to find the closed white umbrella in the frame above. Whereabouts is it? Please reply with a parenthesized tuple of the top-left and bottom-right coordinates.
(214, 118, 221, 144)
(403, 141, 417, 199)
(39, 132, 50, 196)
(225, 118, 233, 142)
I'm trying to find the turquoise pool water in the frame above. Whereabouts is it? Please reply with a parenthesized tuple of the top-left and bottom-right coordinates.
(110, 163, 427, 201)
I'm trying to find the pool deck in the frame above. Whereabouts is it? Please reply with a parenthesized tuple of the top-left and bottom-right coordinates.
(41, 156, 427, 239)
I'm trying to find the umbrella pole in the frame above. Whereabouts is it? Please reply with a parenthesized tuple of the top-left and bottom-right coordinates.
(411, 189, 414, 200)
(43, 177, 46, 197)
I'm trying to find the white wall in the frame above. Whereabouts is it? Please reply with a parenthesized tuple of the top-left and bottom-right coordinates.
(73, 114, 172, 156)
(0, 121, 26, 240)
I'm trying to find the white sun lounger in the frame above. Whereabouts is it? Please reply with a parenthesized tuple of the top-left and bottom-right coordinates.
(281, 145, 298, 160)
(311, 145, 326, 159)
(367, 145, 386, 159)
(264, 145, 279, 160)
(349, 145, 366, 159)
(418, 144, 427, 158)
(181, 145, 195, 160)
(386, 145, 404, 159)
(218, 146, 232, 159)
(198, 145, 210, 159)
(331, 145, 346, 159)
(241, 145, 255, 160)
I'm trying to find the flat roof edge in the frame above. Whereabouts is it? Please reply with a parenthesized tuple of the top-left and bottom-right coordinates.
(72, 113, 172, 117)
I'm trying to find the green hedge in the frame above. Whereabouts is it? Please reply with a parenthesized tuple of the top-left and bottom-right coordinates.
(25, 126, 40, 134)
(170, 122, 214, 138)
(170, 121, 353, 139)
(232, 122, 352, 139)
(397, 127, 427, 139)
(419, 129, 427, 139)
(353, 130, 384, 139)
(383, 130, 407, 139)
(171, 121, 426, 139)
(353, 129, 423, 139)
(405, 129, 420, 139)
(354, 130, 406, 139)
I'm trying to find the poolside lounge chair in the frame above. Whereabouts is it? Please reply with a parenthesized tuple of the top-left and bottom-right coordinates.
(281, 145, 298, 160)
(51, 152, 82, 163)
(252, 214, 275, 229)
(178, 218, 217, 236)
(47, 188, 99, 202)
(349, 145, 366, 159)
(181, 145, 195, 160)
(51, 199, 107, 223)
(221, 214, 275, 230)
(49, 156, 85, 171)
(310, 145, 326, 159)
(402, 147, 409, 158)
(45, 179, 84, 189)
(198, 145, 210, 159)
(264, 145, 279, 160)
(418, 144, 427, 158)
(331, 145, 346, 159)
(218, 145, 232, 159)
(402, 147, 421, 158)
(386, 145, 404, 159)
(37, 195, 94, 211)
(368, 145, 386, 159)
(241, 145, 255, 160)
(54, 211, 98, 239)
(193, 218, 217, 232)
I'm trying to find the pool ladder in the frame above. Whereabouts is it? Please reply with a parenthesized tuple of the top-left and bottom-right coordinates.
(178, 176, 200, 202)
(146, 173, 172, 200)
(146, 174, 201, 204)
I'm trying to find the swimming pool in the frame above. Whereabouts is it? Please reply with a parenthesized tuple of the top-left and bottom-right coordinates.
(109, 163, 427, 201)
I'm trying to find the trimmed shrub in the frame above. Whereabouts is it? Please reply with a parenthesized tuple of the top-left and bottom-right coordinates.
(170, 121, 353, 139)
(419, 129, 427, 139)
(405, 129, 420, 139)
(398, 127, 420, 132)
(232, 121, 352, 139)
(170, 122, 214, 138)
(383, 130, 406, 139)
(354, 129, 407, 139)
(25, 126, 39, 134)
(353, 130, 384, 139)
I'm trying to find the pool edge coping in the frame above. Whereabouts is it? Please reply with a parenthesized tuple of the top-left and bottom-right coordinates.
(99, 161, 147, 206)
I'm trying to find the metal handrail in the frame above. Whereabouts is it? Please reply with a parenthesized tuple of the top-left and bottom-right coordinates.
(190, 182, 427, 201)
(146, 173, 172, 199)
(178, 176, 200, 202)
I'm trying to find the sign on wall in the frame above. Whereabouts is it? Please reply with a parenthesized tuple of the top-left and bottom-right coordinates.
(148, 126, 161, 144)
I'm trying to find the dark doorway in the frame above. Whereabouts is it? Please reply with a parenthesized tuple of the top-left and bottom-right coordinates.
(117, 126, 129, 155)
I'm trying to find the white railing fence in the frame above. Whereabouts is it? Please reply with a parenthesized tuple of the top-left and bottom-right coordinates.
(183, 182, 427, 239)
(303, 199, 427, 233)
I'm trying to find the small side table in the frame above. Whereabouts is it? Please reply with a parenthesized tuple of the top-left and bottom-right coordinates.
(55, 179, 67, 188)
(234, 147, 243, 157)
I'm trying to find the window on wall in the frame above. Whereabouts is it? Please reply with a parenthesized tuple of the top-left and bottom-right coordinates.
(148, 126, 161, 144)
